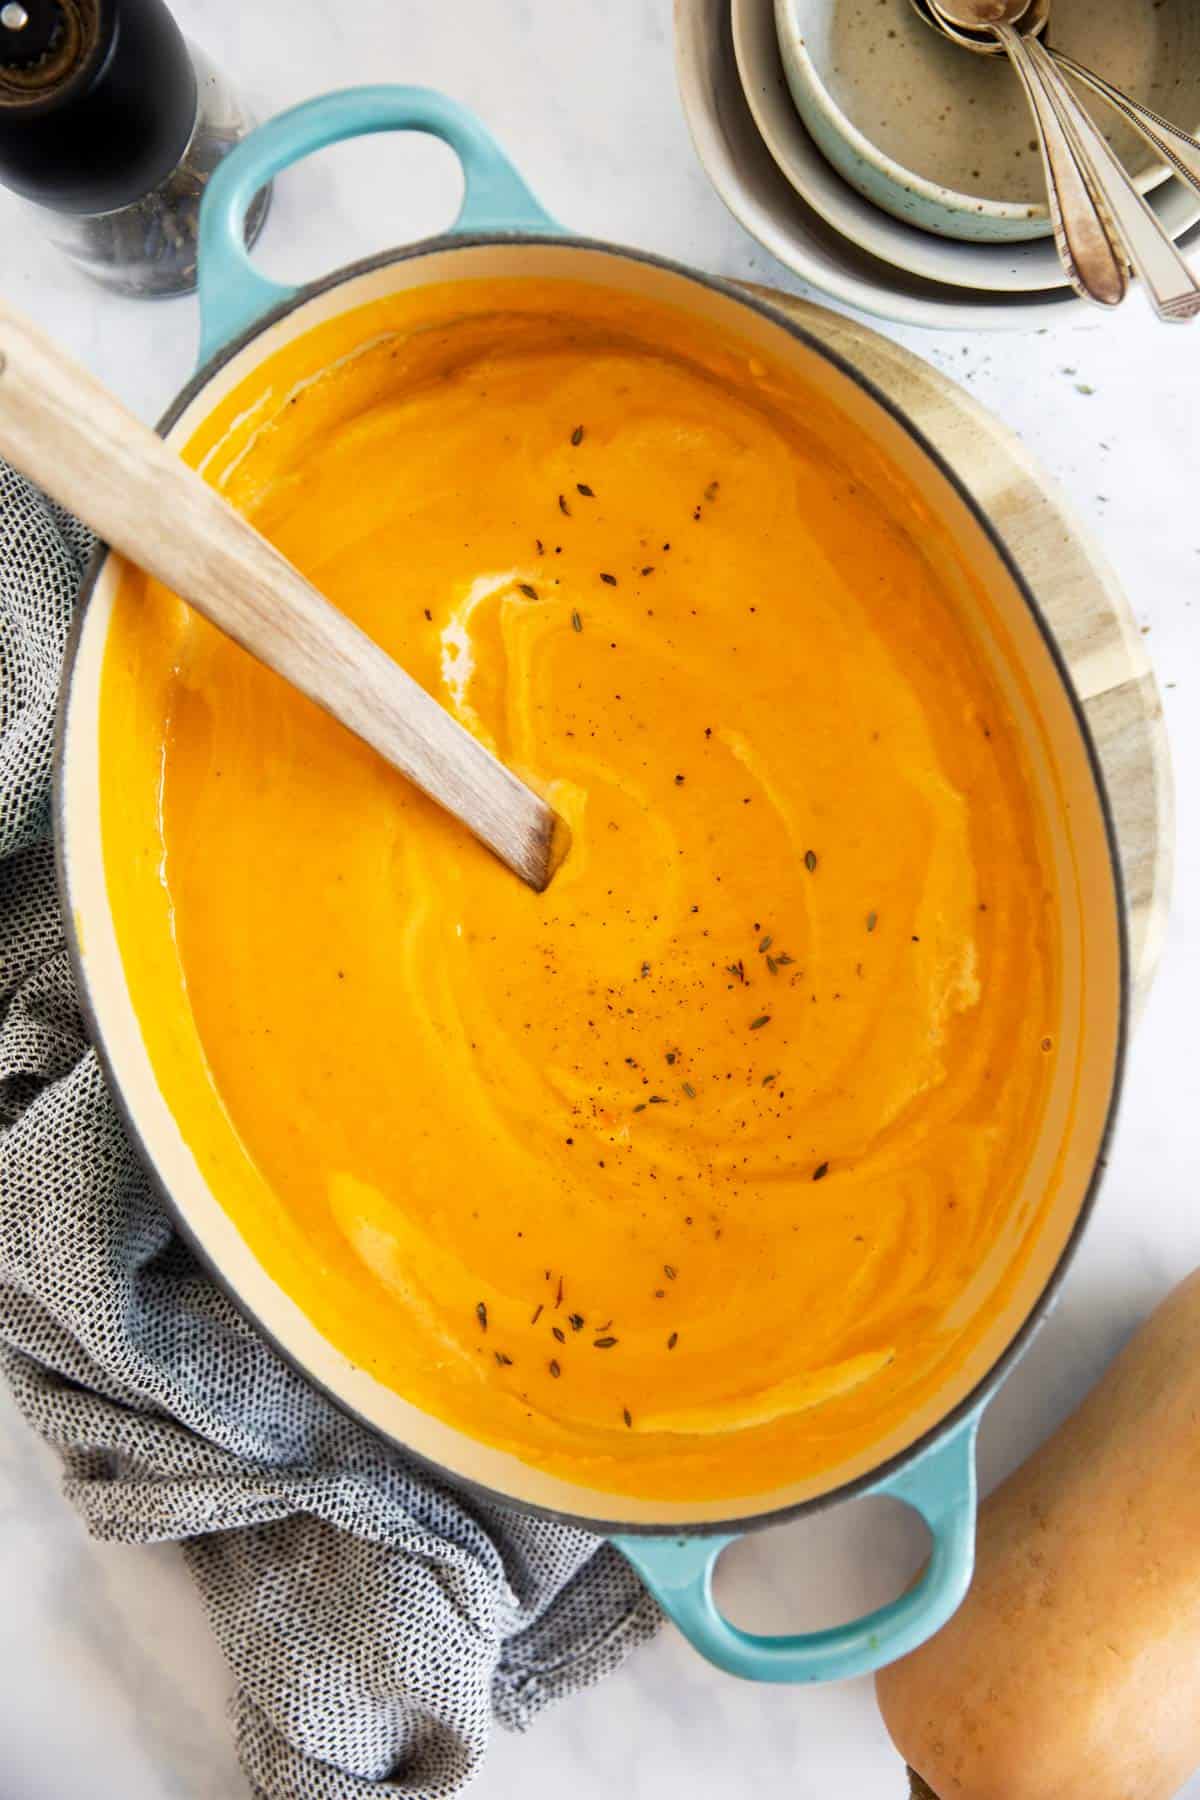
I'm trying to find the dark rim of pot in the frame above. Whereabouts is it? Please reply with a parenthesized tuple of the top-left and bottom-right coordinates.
(52, 232, 1131, 1538)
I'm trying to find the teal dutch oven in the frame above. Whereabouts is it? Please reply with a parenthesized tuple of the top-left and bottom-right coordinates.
(54, 86, 1128, 1686)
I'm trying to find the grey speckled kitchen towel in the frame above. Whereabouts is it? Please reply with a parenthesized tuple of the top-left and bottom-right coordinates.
(0, 459, 659, 1800)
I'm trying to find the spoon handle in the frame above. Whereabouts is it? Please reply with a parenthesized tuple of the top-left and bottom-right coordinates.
(1051, 49, 1200, 204)
(1015, 33, 1200, 323)
(0, 298, 563, 890)
(988, 23, 1128, 308)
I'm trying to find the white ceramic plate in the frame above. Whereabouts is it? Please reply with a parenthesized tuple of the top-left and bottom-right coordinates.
(675, 0, 1200, 328)
(730, 0, 1200, 292)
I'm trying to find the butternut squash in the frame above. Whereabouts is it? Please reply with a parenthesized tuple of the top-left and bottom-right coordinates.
(877, 1269, 1200, 1800)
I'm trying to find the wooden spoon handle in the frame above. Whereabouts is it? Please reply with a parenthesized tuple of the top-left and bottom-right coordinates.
(0, 299, 563, 889)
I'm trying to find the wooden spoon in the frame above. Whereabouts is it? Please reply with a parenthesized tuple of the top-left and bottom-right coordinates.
(0, 299, 569, 891)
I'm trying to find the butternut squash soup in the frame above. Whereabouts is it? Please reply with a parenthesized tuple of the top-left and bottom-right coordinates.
(101, 279, 1061, 1501)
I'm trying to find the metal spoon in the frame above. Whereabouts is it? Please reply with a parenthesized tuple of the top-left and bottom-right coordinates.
(930, 0, 1200, 319)
(1035, 51, 1200, 206)
(909, 0, 1200, 205)
(924, 0, 1126, 307)
(909, 0, 1047, 51)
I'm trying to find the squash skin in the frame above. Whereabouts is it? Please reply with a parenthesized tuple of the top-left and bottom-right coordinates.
(876, 1270, 1200, 1800)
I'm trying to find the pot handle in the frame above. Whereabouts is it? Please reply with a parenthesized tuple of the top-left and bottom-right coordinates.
(196, 86, 561, 365)
(614, 1408, 981, 1684)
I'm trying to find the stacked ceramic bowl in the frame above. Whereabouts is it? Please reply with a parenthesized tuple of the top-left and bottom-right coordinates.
(676, 0, 1200, 327)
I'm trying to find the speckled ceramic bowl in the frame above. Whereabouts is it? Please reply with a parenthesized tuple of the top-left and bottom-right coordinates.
(676, 0, 1200, 327)
(773, 0, 1200, 244)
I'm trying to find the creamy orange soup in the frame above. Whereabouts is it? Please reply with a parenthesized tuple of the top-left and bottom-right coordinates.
(101, 279, 1059, 1501)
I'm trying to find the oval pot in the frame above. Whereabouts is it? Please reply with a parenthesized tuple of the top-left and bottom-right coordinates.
(53, 85, 1129, 1688)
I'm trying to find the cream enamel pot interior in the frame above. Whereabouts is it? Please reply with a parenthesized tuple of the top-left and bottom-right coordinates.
(54, 88, 1128, 1686)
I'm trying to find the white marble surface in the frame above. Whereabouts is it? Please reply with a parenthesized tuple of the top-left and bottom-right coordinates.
(2, 1, 1198, 1795)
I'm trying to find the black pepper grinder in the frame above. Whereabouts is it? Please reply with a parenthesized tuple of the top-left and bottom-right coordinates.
(0, 0, 269, 297)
